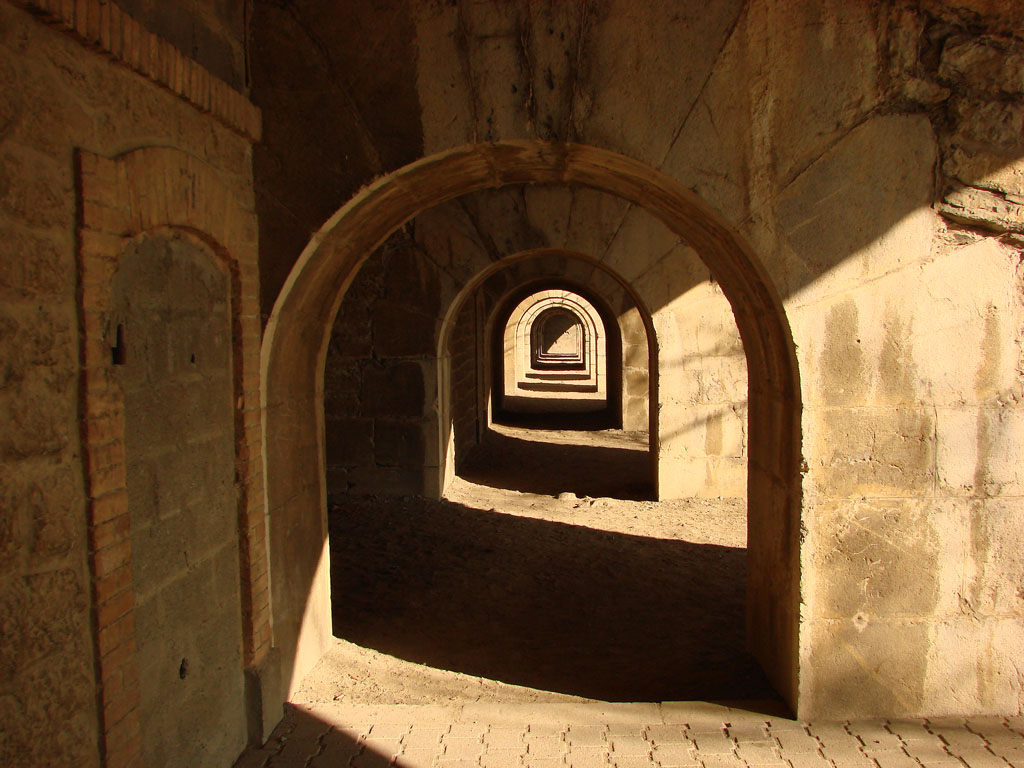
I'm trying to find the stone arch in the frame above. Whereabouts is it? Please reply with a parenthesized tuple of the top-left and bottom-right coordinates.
(435, 247, 648, 492)
(506, 290, 605, 411)
(261, 141, 802, 712)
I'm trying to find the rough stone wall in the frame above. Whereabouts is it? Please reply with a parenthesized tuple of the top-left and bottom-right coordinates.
(656, 272, 748, 499)
(449, 294, 480, 468)
(324, 237, 441, 500)
(0, 3, 257, 766)
(112, 233, 246, 768)
(253, 0, 1024, 718)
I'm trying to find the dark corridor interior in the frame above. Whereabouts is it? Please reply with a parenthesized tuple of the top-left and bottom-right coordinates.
(328, 424, 777, 705)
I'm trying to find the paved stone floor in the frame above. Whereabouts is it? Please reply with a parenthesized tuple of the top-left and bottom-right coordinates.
(234, 702, 1024, 768)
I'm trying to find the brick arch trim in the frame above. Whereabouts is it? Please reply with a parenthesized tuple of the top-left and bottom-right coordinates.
(76, 146, 266, 768)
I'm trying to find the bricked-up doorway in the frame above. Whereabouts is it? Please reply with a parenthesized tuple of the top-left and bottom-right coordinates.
(111, 232, 247, 768)
(261, 142, 802, 718)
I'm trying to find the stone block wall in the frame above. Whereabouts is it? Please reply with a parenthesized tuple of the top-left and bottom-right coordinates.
(324, 237, 442, 500)
(0, 2, 263, 766)
(253, 0, 1024, 720)
(112, 232, 246, 768)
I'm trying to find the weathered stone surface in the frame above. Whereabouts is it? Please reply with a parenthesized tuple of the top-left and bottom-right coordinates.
(325, 418, 375, 467)
(940, 184, 1024, 234)
(361, 362, 428, 419)
(0, 569, 88, 684)
(807, 499, 963, 621)
(375, 421, 428, 469)
(923, 617, 1024, 715)
(962, 498, 1024, 617)
(806, 408, 936, 498)
(939, 35, 1024, 96)
(773, 115, 937, 300)
(114, 233, 247, 768)
(801, 618, 930, 719)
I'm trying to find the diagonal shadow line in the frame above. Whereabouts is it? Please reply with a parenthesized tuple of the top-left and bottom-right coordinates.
(458, 427, 652, 499)
(327, 494, 774, 703)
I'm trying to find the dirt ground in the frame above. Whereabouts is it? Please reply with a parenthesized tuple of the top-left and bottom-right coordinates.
(293, 424, 777, 709)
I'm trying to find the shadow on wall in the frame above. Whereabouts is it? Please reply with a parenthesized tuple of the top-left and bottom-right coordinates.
(327, 494, 774, 703)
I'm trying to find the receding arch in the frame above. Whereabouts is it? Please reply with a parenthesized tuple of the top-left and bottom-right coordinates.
(436, 247, 650, 493)
(260, 141, 802, 714)
(507, 291, 605, 410)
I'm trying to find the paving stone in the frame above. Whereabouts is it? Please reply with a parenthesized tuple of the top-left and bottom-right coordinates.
(698, 754, 746, 768)
(857, 732, 905, 753)
(351, 751, 396, 768)
(735, 741, 785, 765)
(610, 732, 651, 753)
(362, 736, 403, 758)
(775, 733, 822, 753)
(653, 742, 700, 766)
(645, 724, 688, 744)
(529, 723, 567, 738)
(900, 740, 958, 763)
(527, 737, 567, 759)
(976, 729, 1024, 749)
(1006, 716, 1024, 736)
(240, 705, 1024, 768)
(444, 736, 485, 761)
(728, 723, 771, 743)
(370, 723, 412, 739)
(871, 750, 921, 768)
(403, 728, 444, 749)
(939, 730, 989, 751)
(611, 755, 656, 768)
(827, 754, 877, 768)
(815, 732, 862, 753)
(885, 720, 935, 741)
(847, 721, 890, 738)
(943, 747, 1008, 767)
(966, 717, 1011, 734)
(992, 745, 1024, 763)
(449, 723, 489, 739)
(486, 727, 526, 750)
(266, 758, 312, 768)
(531, 760, 569, 768)
(690, 732, 736, 754)
(319, 730, 365, 758)
(276, 737, 324, 763)
(567, 751, 611, 768)
(569, 745, 611, 764)
(768, 721, 811, 734)
(396, 749, 443, 767)
(783, 751, 833, 768)
(569, 725, 609, 746)
(481, 748, 524, 766)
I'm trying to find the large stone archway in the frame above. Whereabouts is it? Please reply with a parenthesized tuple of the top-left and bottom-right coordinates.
(260, 141, 802, 716)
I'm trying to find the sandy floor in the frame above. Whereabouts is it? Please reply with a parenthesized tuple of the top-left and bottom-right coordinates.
(294, 425, 774, 709)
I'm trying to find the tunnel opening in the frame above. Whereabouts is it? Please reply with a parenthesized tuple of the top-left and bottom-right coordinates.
(263, 142, 801, 717)
(307, 227, 772, 704)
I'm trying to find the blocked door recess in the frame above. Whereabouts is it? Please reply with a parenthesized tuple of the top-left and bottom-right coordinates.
(77, 145, 267, 765)
(111, 233, 246, 768)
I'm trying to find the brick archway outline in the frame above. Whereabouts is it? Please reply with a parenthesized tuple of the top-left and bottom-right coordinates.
(261, 141, 803, 715)
(76, 146, 266, 767)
